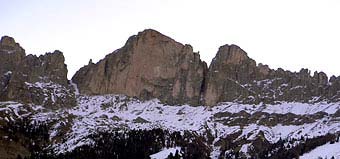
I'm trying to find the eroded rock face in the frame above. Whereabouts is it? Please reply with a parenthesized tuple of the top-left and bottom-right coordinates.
(72, 29, 207, 106)
(0, 36, 75, 108)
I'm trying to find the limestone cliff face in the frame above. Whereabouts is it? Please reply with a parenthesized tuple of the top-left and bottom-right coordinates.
(0, 36, 75, 108)
(72, 29, 207, 105)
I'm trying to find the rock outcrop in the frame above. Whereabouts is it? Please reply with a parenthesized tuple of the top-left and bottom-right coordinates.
(72, 29, 207, 106)
(0, 36, 75, 108)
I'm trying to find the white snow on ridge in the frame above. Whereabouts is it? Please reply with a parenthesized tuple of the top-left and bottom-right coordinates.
(300, 142, 340, 159)
(218, 102, 340, 115)
(150, 147, 181, 159)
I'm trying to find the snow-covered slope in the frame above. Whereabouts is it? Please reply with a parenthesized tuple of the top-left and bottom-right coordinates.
(1, 94, 340, 158)
(300, 142, 340, 159)
(150, 147, 181, 159)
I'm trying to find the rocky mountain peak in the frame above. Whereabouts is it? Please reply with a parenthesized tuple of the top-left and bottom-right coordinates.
(215, 44, 250, 65)
(0, 36, 25, 53)
(136, 29, 171, 40)
(313, 71, 328, 85)
(204, 44, 259, 105)
(1, 36, 16, 47)
(0, 36, 26, 76)
(0, 36, 75, 108)
(72, 29, 207, 106)
(124, 29, 167, 43)
(257, 63, 271, 76)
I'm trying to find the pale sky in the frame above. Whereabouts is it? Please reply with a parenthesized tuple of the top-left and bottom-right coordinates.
(1, 0, 340, 78)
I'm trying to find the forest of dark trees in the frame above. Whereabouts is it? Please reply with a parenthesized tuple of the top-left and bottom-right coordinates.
(1, 116, 50, 158)
(37, 129, 211, 159)
(3, 117, 210, 159)
(2, 117, 339, 159)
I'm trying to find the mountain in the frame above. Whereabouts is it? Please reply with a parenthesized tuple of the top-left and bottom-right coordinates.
(0, 36, 76, 109)
(72, 29, 207, 106)
(204, 44, 340, 105)
(1, 30, 340, 159)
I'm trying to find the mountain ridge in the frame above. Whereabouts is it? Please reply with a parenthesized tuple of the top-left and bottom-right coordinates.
(71, 29, 340, 106)
(2, 29, 340, 106)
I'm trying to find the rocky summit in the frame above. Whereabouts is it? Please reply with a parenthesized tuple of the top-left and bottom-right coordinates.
(1, 30, 340, 159)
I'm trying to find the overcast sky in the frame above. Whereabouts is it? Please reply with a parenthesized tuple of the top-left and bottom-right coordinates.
(1, 0, 340, 78)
